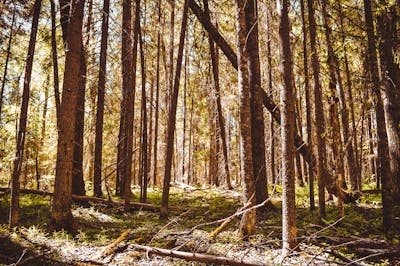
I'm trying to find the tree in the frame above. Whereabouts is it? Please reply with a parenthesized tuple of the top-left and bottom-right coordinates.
(299, 0, 315, 211)
(50, 0, 60, 120)
(93, 0, 110, 198)
(52, 0, 85, 231)
(307, 0, 327, 218)
(9, 0, 42, 227)
(160, 0, 189, 218)
(59, 0, 86, 196)
(245, 0, 270, 207)
(363, 0, 395, 229)
(376, 0, 400, 202)
(235, 0, 256, 239)
(320, 0, 345, 215)
(0, 3, 16, 123)
(277, 0, 297, 255)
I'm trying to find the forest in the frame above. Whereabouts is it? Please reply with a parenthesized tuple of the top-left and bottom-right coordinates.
(0, 0, 399, 264)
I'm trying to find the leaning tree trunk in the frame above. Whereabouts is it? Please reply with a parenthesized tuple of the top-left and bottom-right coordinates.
(235, 0, 257, 239)
(160, 0, 189, 218)
(188, 0, 355, 204)
(93, 0, 110, 198)
(9, 0, 42, 227)
(278, 0, 297, 255)
(52, 0, 85, 231)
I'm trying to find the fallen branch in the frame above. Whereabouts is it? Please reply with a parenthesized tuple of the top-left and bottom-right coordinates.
(129, 244, 265, 266)
(98, 230, 131, 259)
(0, 188, 179, 212)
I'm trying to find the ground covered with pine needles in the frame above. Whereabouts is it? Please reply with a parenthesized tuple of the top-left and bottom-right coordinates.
(0, 185, 399, 265)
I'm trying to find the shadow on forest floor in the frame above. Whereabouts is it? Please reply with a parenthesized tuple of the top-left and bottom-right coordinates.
(0, 186, 399, 265)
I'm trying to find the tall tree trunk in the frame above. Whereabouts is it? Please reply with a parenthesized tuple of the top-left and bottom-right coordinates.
(0, 5, 16, 123)
(278, 0, 297, 255)
(72, 50, 87, 196)
(300, 0, 314, 211)
(9, 0, 42, 227)
(50, 0, 60, 121)
(153, 0, 161, 187)
(59, 0, 86, 196)
(189, 0, 354, 203)
(307, 0, 327, 217)
(320, 0, 345, 214)
(203, 0, 232, 190)
(235, 0, 256, 239)
(160, 0, 189, 218)
(93, 0, 110, 197)
(363, 0, 394, 229)
(376, 1, 400, 202)
(337, 1, 359, 190)
(266, 9, 276, 186)
(52, 0, 85, 231)
(116, 0, 133, 196)
(139, 27, 148, 203)
(124, 0, 140, 211)
(245, 0, 269, 207)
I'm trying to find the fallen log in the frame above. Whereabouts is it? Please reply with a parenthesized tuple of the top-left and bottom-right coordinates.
(188, 0, 358, 203)
(129, 244, 265, 266)
(0, 188, 178, 212)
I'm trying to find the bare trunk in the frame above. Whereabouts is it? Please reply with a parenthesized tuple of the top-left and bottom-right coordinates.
(93, 0, 110, 197)
(363, 0, 394, 229)
(9, 0, 42, 227)
(160, 0, 189, 218)
(235, 0, 256, 239)
(278, 0, 297, 254)
(52, 0, 85, 231)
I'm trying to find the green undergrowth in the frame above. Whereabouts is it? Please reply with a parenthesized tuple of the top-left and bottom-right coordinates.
(0, 186, 399, 265)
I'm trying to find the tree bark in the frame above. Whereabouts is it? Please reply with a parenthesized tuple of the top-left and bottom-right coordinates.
(52, 0, 85, 231)
(245, 0, 269, 207)
(50, 0, 60, 121)
(307, 0, 327, 218)
(363, 0, 394, 229)
(235, 0, 256, 239)
(300, 0, 315, 211)
(278, 0, 297, 255)
(9, 0, 42, 227)
(160, 0, 189, 218)
(376, 1, 400, 202)
(93, 0, 110, 197)
(203, 0, 232, 189)
(153, 0, 161, 187)
(320, 0, 345, 215)
(139, 26, 148, 203)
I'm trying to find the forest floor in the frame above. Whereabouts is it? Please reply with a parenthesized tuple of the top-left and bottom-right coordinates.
(0, 185, 400, 265)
